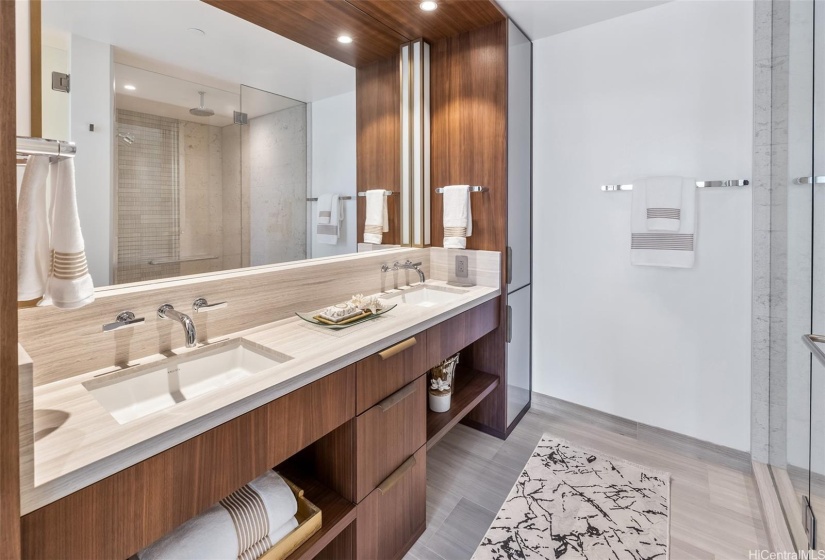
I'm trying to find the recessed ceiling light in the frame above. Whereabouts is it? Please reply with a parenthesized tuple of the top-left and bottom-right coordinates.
(188, 27, 206, 36)
(420, 1, 438, 11)
(124, 84, 136, 91)
(337, 35, 353, 44)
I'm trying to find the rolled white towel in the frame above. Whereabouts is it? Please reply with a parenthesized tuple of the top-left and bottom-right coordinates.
(138, 471, 298, 560)
(17, 156, 51, 302)
(239, 517, 299, 560)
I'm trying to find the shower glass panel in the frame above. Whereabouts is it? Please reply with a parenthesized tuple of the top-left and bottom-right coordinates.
(113, 65, 241, 284)
(810, 0, 825, 547)
(771, 0, 822, 549)
(239, 85, 309, 266)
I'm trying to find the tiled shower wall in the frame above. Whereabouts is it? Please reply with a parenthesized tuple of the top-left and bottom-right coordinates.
(115, 109, 181, 284)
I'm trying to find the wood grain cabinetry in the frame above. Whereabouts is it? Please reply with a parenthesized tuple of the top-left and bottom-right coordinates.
(21, 367, 356, 560)
(356, 332, 428, 414)
(428, 298, 499, 364)
(355, 376, 426, 502)
(19, 298, 499, 560)
(356, 446, 427, 560)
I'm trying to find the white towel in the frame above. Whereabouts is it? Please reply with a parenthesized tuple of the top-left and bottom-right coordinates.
(442, 185, 472, 249)
(138, 470, 299, 560)
(644, 176, 691, 232)
(316, 194, 342, 245)
(40, 159, 95, 308)
(631, 178, 697, 268)
(363, 189, 388, 244)
(17, 156, 51, 302)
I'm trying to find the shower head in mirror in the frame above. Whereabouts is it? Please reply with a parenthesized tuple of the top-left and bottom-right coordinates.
(190, 91, 215, 117)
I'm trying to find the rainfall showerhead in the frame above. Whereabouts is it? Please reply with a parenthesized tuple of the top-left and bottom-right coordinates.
(189, 91, 215, 117)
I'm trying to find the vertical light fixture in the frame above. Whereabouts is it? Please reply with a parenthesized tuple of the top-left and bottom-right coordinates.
(400, 39, 431, 247)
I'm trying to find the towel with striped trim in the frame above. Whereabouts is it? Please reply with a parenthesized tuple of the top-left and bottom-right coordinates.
(631, 178, 697, 268)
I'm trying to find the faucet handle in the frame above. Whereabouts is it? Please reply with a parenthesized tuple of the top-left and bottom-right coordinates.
(405, 260, 423, 267)
(192, 297, 228, 313)
(102, 311, 144, 332)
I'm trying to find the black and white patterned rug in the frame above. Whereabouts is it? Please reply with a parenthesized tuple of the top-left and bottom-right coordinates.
(473, 435, 670, 560)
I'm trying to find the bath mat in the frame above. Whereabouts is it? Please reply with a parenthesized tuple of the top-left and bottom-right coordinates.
(473, 435, 670, 560)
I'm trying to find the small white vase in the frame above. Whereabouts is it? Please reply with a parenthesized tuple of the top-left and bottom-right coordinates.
(429, 392, 451, 413)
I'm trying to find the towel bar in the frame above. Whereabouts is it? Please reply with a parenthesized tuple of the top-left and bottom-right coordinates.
(435, 186, 488, 193)
(357, 190, 397, 197)
(16, 136, 76, 163)
(307, 196, 353, 201)
(601, 179, 749, 191)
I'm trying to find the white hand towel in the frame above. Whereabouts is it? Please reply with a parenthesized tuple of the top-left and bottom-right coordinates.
(316, 194, 342, 245)
(631, 178, 697, 268)
(41, 158, 95, 308)
(317, 193, 333, 225)
(17, 156, 51, 302)
(442, 185, 472, 249)
(364, 189, 388, 244)
(644, 176, 691, 232)
(138, 470, 299, 560)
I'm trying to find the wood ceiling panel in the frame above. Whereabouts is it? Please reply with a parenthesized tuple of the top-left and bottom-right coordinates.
(347, 0, 505, 45)
(203, 0, 410, 67)
(203, 0, 505, 68)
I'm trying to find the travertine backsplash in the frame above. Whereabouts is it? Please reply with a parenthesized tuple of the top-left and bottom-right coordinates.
(20, 248, 431, 387)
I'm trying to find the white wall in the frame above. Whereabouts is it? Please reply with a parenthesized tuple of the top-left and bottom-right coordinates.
(309, 91, 357, 258)
(70, 35, 113, 287)
(533, 0, 753, 450)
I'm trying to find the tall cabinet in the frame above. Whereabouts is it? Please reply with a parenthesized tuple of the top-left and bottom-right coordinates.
(505, 21, 533, 428)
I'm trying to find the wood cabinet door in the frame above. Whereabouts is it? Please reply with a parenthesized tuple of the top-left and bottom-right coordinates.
(356, 445, 427, 560)
(356, 331, 428, 414)
(355, 376, 426, 502)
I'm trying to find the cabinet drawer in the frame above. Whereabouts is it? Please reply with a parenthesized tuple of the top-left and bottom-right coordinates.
(356, 331, 428, 414)
(356, 446, 426, 560)
(355, 376, 426, 502)
(427, 297, 500, 364)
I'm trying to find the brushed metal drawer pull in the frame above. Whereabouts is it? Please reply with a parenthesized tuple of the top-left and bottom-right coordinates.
(377, 382, 417, 412)
(377, 456, 417, 495)
(378, 337, 417, 360)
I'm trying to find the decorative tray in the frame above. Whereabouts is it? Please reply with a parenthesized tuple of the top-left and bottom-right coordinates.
(295, 304, 397, 330)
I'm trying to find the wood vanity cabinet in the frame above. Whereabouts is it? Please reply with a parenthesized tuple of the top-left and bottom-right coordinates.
(19, 298, 500, 560)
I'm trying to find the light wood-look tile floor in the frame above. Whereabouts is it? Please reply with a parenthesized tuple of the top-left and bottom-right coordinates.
(406, 400, 770, 560)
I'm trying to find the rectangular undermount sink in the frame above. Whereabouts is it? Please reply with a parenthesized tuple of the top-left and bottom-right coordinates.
(83, 339, 292, 425)
(384, 284, 469, 308)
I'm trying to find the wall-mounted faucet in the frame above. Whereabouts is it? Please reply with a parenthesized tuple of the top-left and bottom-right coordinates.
(395, 260, 426, 284)
(157, 304, 197, 348)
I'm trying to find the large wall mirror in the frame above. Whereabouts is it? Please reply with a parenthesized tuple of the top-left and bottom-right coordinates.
(34, 0, 404, 289)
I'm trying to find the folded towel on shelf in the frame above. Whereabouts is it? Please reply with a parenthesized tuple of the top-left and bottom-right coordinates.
(17, 155, 52, 302)
(40, 158, 95, 308)
(137, 470, 299, 560)
(631, 177, 697, 268)
(363, 189, 388, 244)
(316, 193, 343, 245)
(643, 176, 692, 232)
(442, 185, 472, 249)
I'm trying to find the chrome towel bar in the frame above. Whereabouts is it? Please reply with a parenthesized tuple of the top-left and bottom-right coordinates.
(307, 196, 353, 201)
(357, 190, 397, 197)
(435, 186, 488, 193)
(601, 179, 749, 192)
(16, 136, 76, 163)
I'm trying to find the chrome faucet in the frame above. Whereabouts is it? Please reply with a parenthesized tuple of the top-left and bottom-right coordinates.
(157, 304, 197, 348)
(395, 260, 425, 283)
